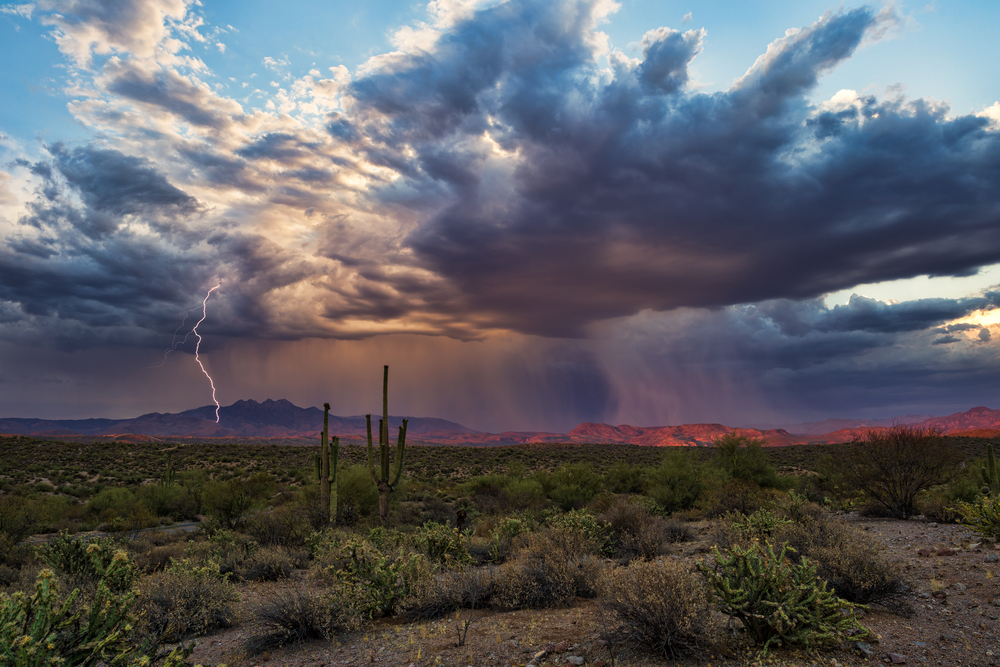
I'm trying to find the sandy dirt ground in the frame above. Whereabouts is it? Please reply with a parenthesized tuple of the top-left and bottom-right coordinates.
(185, 516, 1000, 667)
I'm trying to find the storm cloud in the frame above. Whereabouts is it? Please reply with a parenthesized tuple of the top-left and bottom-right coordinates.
(1, 0, 999, 426)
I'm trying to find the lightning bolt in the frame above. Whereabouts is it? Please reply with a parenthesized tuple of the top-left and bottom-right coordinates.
(193, 283, 222, 423)
(147, 309, 199, 369)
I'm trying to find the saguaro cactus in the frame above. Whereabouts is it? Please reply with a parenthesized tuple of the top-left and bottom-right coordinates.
(317, 403, 340, 523)
(367, 365, 408, 522)
(982, 443, 999, 497)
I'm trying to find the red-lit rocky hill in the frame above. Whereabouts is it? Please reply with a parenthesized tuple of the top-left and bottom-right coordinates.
(2, 401, 998, 446)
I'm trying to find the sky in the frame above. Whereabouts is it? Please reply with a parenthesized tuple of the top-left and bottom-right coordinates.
(1, 0, 1000, 432)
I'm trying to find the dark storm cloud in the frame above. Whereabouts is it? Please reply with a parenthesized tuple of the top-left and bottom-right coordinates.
(0, 144, 309, 349)
(49, 144, 198, 217)
(330, 1, 1000, 337)
(105, 62, 242, 129)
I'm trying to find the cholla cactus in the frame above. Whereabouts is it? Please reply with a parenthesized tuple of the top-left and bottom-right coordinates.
(982, 443, 999, 497)
(367, 365, 408, 522)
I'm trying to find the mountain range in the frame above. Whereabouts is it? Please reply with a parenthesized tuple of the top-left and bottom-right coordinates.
(1, 399, 999, 446)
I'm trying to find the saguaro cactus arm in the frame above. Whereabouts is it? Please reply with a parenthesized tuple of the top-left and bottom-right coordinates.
(366, 414, 378, 485)
(391, 419, 408, 487)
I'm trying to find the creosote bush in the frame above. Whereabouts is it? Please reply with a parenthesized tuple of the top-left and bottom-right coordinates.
(137, 558, 239, 641)
(599, 559, 715, 659)
(838, 425, 961, 519)
(598, 496, 667, 560)
(492, 529, 604, 610)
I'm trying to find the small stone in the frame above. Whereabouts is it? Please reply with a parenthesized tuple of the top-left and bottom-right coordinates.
(554, 640, 571, 653)
(856, 642, 873, 658)
(888, 653, 907, 664)
(940, 634, 960, 642)
(985, 554, 999, 563)
(567, 657, 585, 666)
(917, 548, 933, 557)
(593, 661, 607, 667)
(533, 651, 547, 661)
(954, 582, 967, 591)
(913, 641, 926, 647)
(938, 548, 956, 556)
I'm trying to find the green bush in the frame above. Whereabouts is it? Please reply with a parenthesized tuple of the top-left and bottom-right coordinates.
(698, 542, 868, 653)
(605, 463, 645, 495)
(645, 449, 706, 513)
(600, 559, 715, 658)
(338, 465, 380, 519)
(545, 508, 610, 555)
(598, 496, 666, 560)
(711, 432, 790, 490)
(545, 463, 603, 511)
(135, 484, 199, 522)
(201, 473, 275, 529)
(0, 496, 37, 565)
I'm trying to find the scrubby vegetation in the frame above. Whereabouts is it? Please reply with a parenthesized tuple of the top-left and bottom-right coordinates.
(0, 424, 995, 664)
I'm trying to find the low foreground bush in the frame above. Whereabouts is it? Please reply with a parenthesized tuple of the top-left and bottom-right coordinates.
(138, 559, 239, 641)
(40, 532, 139, 595)
(402, 566, 497, 620)
(698, 543, 869, 653)
(242, 588, 359, 656)
(598, 497, 667, 560)
(600, 559, 714, 659)
(492, 529, 604, 610)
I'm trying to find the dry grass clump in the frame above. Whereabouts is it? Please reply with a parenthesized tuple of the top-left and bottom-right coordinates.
(137, 562, 240, 641)
(402, 566, 497, 620)
(235, 545, 298, 582)
(599, 559, 715, 659)
(598, 496, 667, 560)
(492, 529, 604, 610)
(242, 588, 359, 656)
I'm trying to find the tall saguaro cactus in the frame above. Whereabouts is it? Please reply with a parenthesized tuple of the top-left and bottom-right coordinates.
(316, 403, 340, 524)
(983, 443, 999, 497)
(367, 365, 408, 522)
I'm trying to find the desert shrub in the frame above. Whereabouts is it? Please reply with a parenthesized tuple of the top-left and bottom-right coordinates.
(135, 484, 199, 522)
(952, 495, 1000, 541)
(712, 432, 790, 490)
(201, 472, 275, 529)
(701, 479, 779, 518)
(544, 508, 611, 555)
(138, 558, 239, 641)
(242, 588, 359, 656)
(402, 566, 497, 620)
(838, 426, 962, 519)
(698, 542, 869, 653)
(132, 541, 188, 574)
(0, 567, 190, 667)
(809, 536, 912, 616)
(236, 545, 296, 582)
(543, 463, 603, 511)
(244, 504, 311, 546)
(605, 462, 646, 494)
(600, 559, 715, 658)
(87, 487, 142, 523)
(326, 539, 430, 618)
(486, 515, 533, 563)
(663, 519, 693, 544)
(493, 530, 604, 610)
(0, 495, 37, 563)
(729, 508, 792, 542)
(598, 496, 666, 560)
(418, 522, 472, 566)
(338, 464, 380, 518)
(919, 489, 962, 523)
(645, 449, 706, 513)
(40, 532, 139, 595)
(776, 489, 823, 523)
